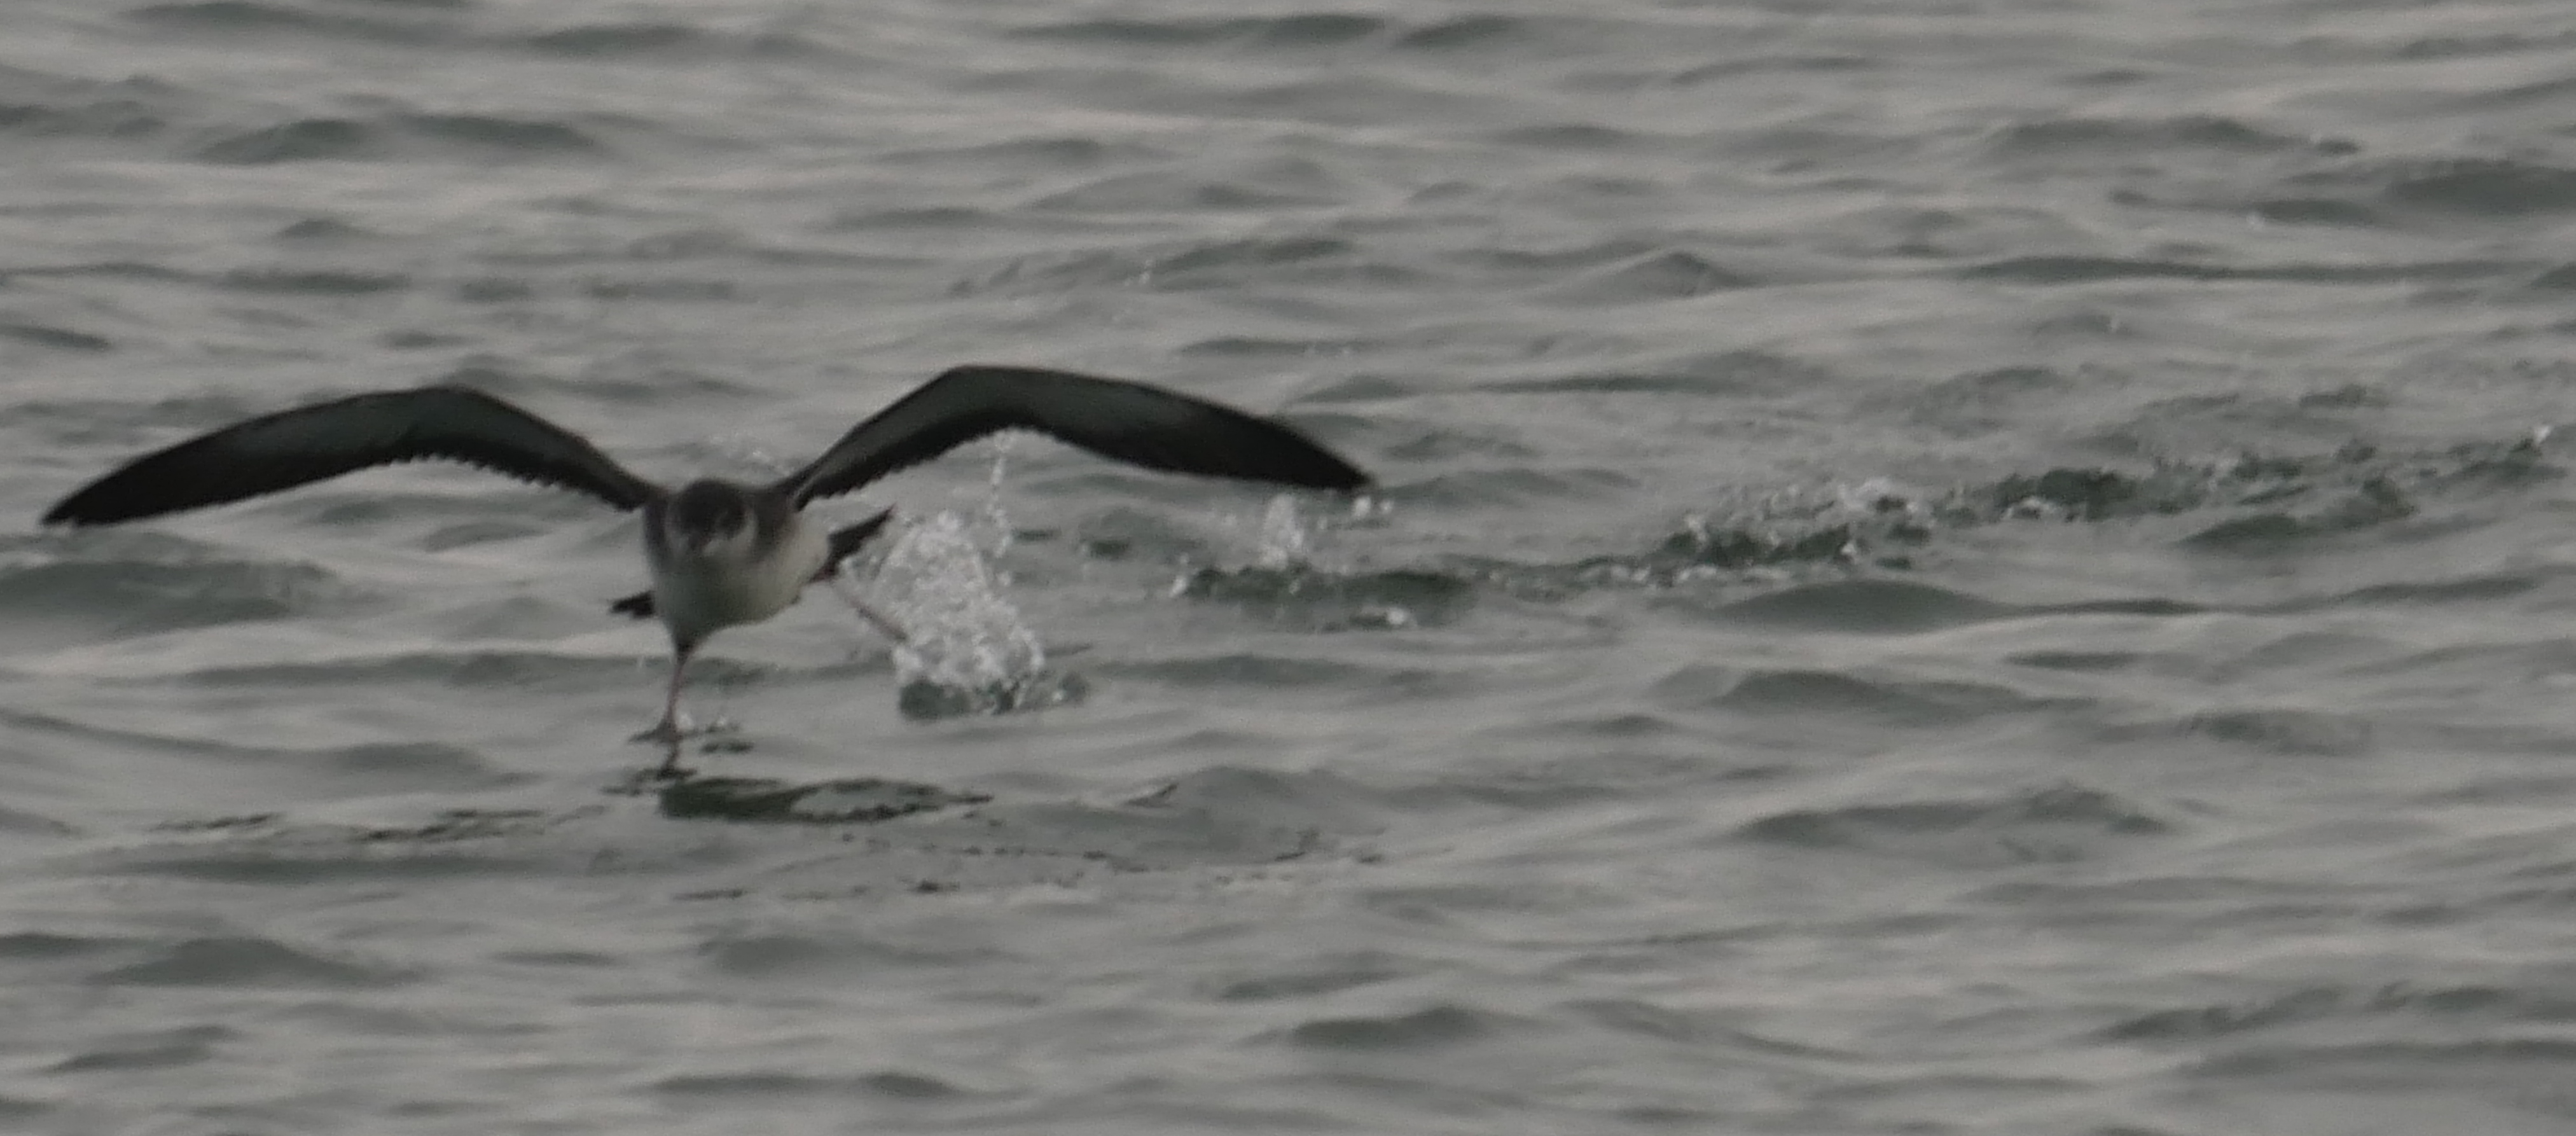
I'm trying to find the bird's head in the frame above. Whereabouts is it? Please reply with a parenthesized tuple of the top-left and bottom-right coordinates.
(663, 480, 757, 559)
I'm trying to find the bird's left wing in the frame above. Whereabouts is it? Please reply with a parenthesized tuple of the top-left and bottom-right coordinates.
(778, 365, 1369, 506)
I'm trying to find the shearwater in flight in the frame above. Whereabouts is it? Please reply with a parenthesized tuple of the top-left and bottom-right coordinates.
(43, 366, 1371, 773)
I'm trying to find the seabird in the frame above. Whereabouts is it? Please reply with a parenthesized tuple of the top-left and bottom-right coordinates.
(43, 365, 1371, 772)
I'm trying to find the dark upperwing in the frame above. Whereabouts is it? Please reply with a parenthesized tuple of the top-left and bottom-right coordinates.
(777, 366, 1369, 508)
(44, 385, 663, 526)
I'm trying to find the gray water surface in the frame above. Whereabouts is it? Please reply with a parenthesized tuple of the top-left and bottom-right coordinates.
(8, 1, 2576, 1133)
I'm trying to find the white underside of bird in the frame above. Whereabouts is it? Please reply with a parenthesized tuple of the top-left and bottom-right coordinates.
(647, 513, 829, 649)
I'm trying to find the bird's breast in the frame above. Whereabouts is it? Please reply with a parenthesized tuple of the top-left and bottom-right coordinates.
(643, 515, 829, 644)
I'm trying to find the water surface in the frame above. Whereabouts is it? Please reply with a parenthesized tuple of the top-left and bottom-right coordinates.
(6, 1, 2576, 1132)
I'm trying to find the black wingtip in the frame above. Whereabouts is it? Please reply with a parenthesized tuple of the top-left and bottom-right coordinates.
(43, 481, 148, 527)
(1247, 426, 1371, 494)
(1307, 450, 1373, 495)
(609, 590, 655, 620)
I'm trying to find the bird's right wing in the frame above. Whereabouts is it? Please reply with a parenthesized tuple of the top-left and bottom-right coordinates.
(43, 385, 664, 525)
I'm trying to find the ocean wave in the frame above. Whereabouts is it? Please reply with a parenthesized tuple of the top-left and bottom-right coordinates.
(197, 112, 612, 163)
(1736, 783, 2172, 866)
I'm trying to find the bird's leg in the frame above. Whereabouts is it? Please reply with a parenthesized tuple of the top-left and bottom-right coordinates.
(840, 594, 910, 644)
(634, 643, 696, 777)
(649, 734, 686, 779)
(646, 647, 692, 740)
(817, 546, 910, 644)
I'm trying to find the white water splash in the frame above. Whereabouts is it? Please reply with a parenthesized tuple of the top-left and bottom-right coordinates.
(1254, 493, 1312, 568)
(851, 509, 1074, 719)
(980, 434, 1018, 567)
